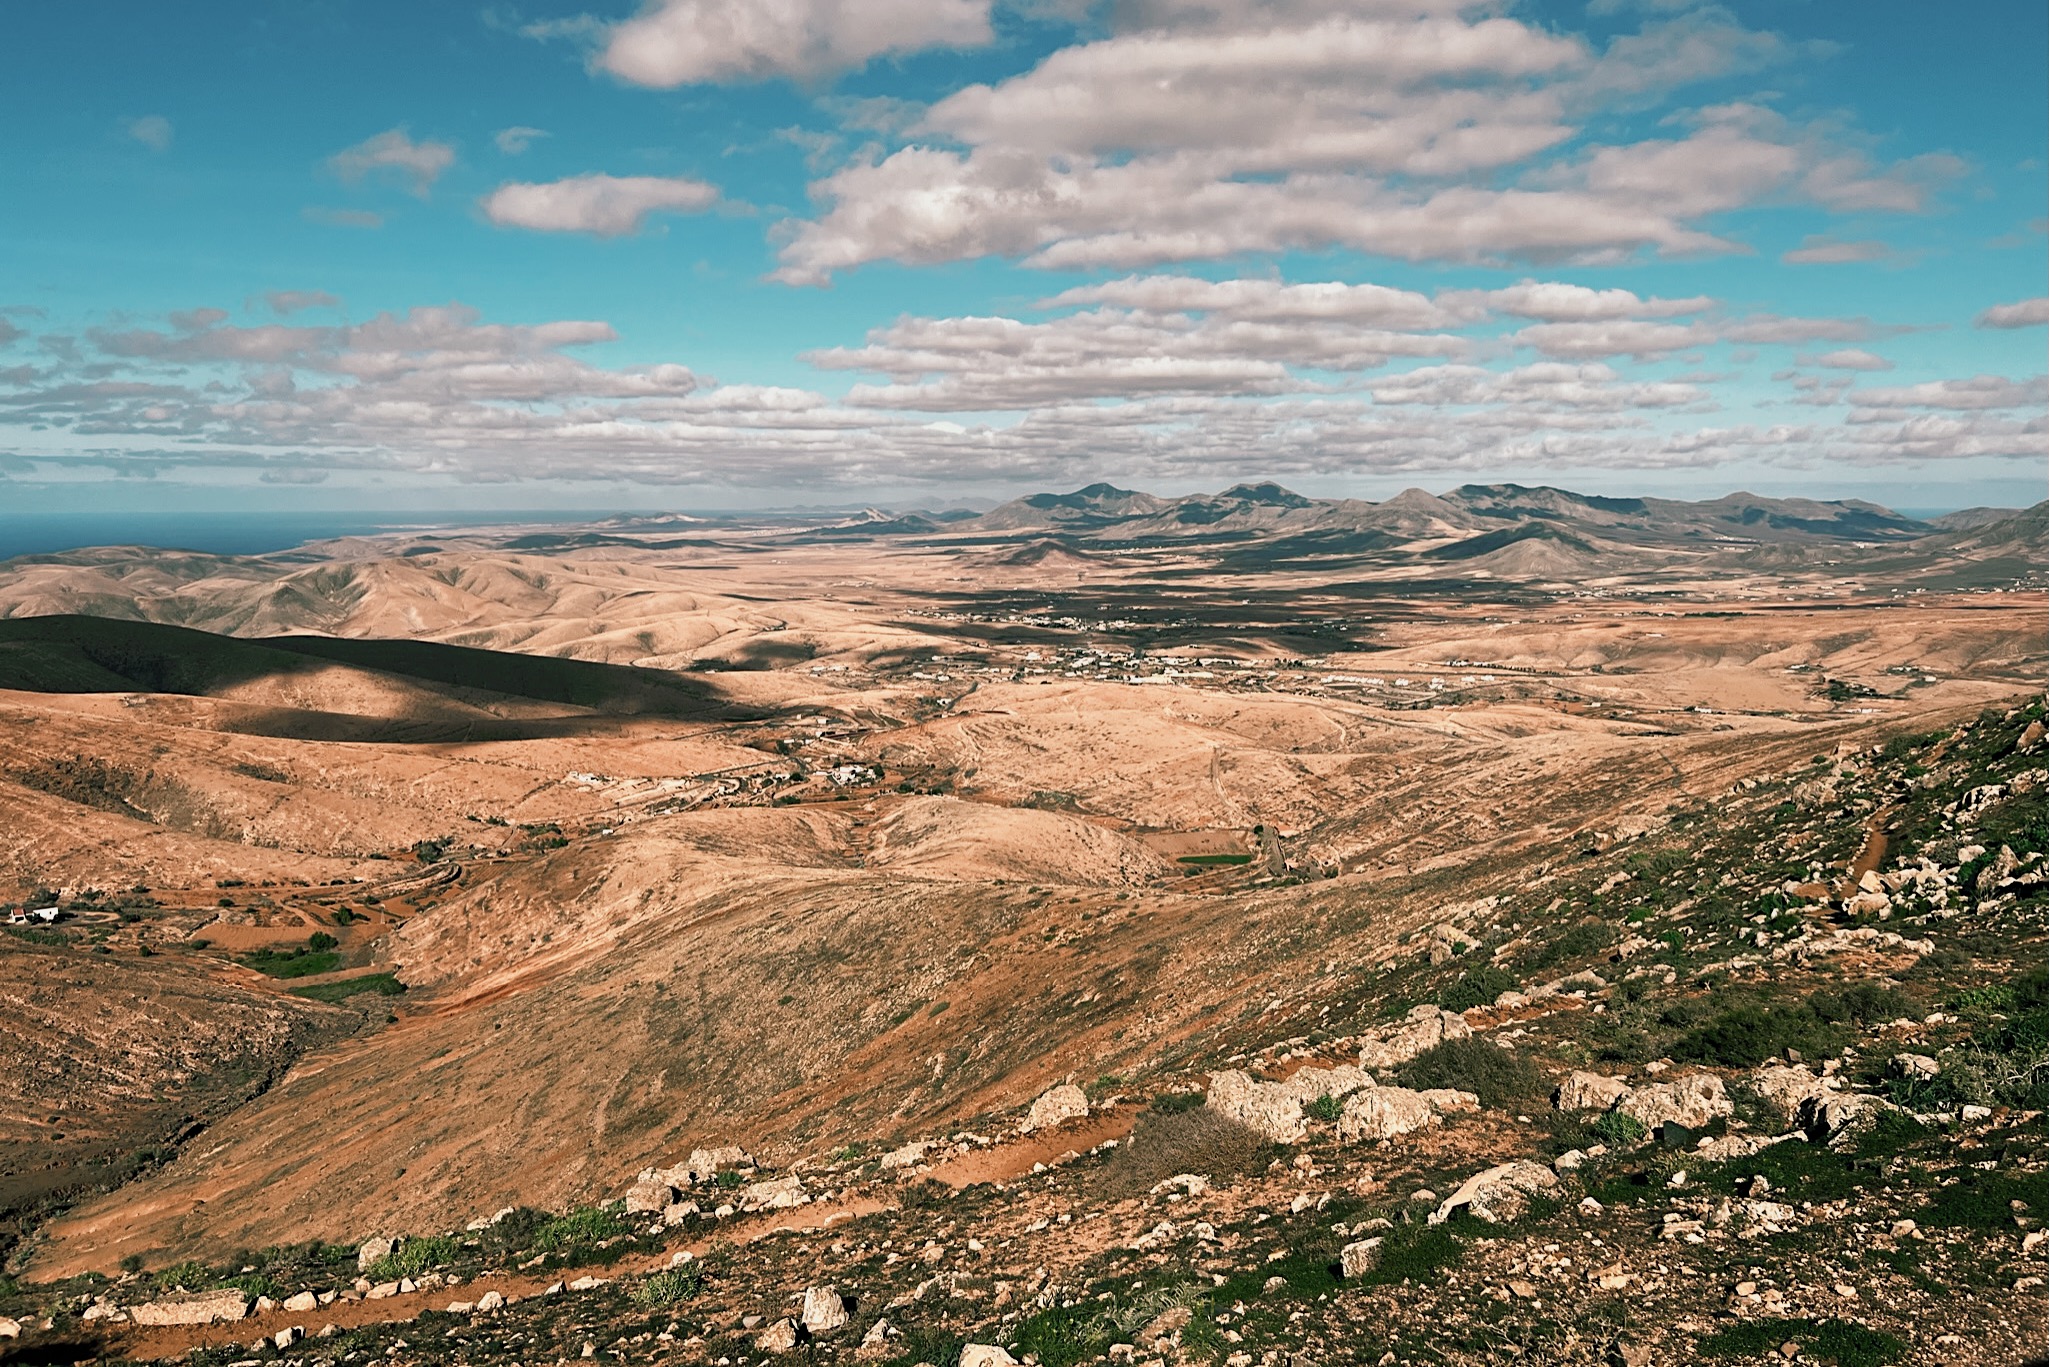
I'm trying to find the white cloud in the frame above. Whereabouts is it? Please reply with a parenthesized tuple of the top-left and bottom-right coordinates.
(1977, 297, 2049, 329)
(1781, 235, 1890, 265)
(1811, 349, 1892, 371)
(480, 174, 721, 236)
(767, 5, 1945, 282)
(328, 128, 456, 197)
(1469, 281, 1713, 321)
(1043, 276, 1463, 330)
(495, 126, 550, 155)
(1849, 375, 2047, 412)
(1511, 319, 1707, 360)
(127, 115, 173, 152)
(595, 0, 992, 86)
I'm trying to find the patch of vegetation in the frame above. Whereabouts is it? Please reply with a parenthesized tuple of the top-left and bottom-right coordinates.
(366, 1235, 458, 1282)
(1700, 1317, 1903, 1366)
(1305, 1093, 1343, 1122)
(1670, 984, 1911, 1068)
(1096, 1107, 1267, 1196)
(1147, 1089, 1205, 1114)
(1438, 964, 1518, 1012)
(240, 946, 343, 978)
(1592, 1111, 1646, 1147)
(290, 972, 406, 1002)
(1176, 853, 1253, 866)
(1395, 1036, 1545, 1107)
(630, 1264, 703, 1307)
(1914, 1166, 2049, 1231)
(532, 1205, 630, 1255)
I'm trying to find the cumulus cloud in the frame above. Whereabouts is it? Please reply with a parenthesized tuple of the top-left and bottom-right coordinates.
(768, 6, 1944, 282)
(480, 174, 721, 236)
(328, 128, 456, 196)
(127, 115, 173, 152)
(1468, 281, 1713, 321)
(1781, 235, 1890, 265)
(1976, 297, 2049, 329)
(1849, 375, 2047, 412)
(494, 126, 550, 155)
(595, 0, 992, 86)
(0, 320, 24, 348)
(1512, 320, 1707, 360)
(1811, 349, 1892, 371)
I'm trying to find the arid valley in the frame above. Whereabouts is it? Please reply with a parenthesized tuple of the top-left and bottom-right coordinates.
(0, 484, 2042, 1367)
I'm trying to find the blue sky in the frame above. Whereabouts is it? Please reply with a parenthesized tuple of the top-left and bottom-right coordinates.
(1, 0, 2043, 514)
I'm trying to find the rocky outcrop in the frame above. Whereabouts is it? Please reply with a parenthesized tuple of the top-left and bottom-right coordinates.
(1430, 1161, 1558, 1226)
(129, 1290, 250, 1327)
(1205, 1069, 1306, 1143)
(1617, 1074, 1732, 1131)
(1274, 1064, 1375, 1105)
(1553, 1070, 1632, 1112)
(1357, 1006, 1472, 1070)
(741, 1175, 809, 1212)
(1752, 1064, 1832, 1125)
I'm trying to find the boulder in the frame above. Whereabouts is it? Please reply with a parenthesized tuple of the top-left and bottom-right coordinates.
(1430, 1161, 1558, 1226)
(0, 1318, 19, 1339)
(283, 1291, 318, 1313)
(959, 1347, 1019, 1367)
(1617, 1074, 1732, 1131)
(1358, 1006, 1473, 1070)
(741, 1175, 809, 1211)
(801, 1287, 848, 1335)
(475, 1290, 506, 1312)
(1022, 1084, 1089, 1134)
(274, 1327, 304, 1350)
(755, 1319, 800, 1353)
(857, 1319, 898, 1360)
(1418, 1088, 1480, 1114)
(1339, 1238, 1383, 1279)
(1274, 1064, 1375, 1106)
(356, 1237, 395, 1272)
(1891, 1053, 1940, 1081)
(1337, 1087, 1437, 1142)
(1800, 1090, 1894, 1147)
(879, 1141, 931, 1170)
(1553, 1071, 1633, 1113)
(1751, 1064, 1832, 1125)
(130, 1290, 250, 1327)
(1205, 1070, 1306, 1143)
(625, 1178, 676, 1215)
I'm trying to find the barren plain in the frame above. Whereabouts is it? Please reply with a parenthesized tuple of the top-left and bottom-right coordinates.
(0, 483, 2043, 1367)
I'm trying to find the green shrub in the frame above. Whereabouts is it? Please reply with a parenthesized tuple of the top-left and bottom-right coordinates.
(631, 1264, 702, 1307)
(533, 1206, 629, 1253)
(307, 931, 338, 952)
(1305, 1093, 1343, 1122)
(367, 1235, 458, 1282)
(1394, 1037, 1544, 1107)
(1592, 1111, 1646, 1147)
(1438, 965, 1517, 1012)
(1700, 1318, 1902, 1367)
(1148, 1090, 1204, 1114)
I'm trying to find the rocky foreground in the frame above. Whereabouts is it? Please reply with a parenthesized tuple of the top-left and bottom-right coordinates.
(3, 700, 2045, 1367)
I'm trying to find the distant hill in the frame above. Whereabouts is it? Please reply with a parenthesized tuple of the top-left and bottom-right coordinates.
(952, 480, 1938, 551)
